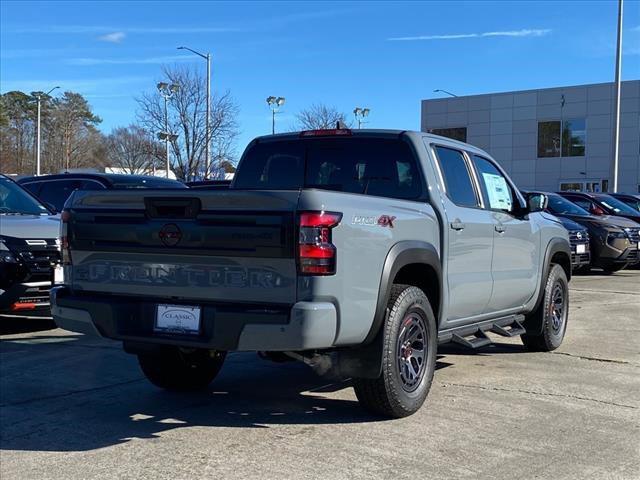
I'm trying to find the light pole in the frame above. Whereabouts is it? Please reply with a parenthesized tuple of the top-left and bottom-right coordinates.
(433, 89, 458, 98)
(611, 0, 623, 193)
(35, 86, 59, 175)
(178, 46, 211, 179)
(353, 107, 370, 129)
(157, 82, 180, 178)
(266, 96, 285, 134)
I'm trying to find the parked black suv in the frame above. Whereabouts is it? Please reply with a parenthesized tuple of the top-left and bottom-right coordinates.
(609, 193, 640, 212)
(558, 191, 640, 225)
(19, 173, 186, 212)
(530, 192, 640, 273)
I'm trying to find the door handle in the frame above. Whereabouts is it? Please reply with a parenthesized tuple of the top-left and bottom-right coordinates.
(450, 221, 465, 231)
(495, 225, 506, 233)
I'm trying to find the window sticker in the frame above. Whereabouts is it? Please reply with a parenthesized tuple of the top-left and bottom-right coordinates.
(482, 173, 512, 210)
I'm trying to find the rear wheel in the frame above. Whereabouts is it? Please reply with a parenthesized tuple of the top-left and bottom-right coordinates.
(521, 264, 569, 352)
(138, 347, 226, 391)
(353, 285, 437, 418)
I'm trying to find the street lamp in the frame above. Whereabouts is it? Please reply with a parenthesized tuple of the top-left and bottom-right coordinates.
(353, 107, 370, 129)
(433, 89, 458, 98)
(266, 96, 285, 134)
(35, 86, 59, 175)
(157, 82, 180, 178)
(611, 0, 624, 193)
(177, 46, 211, 179)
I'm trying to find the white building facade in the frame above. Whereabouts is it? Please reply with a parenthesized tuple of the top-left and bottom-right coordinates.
(421, 81, 640, 193)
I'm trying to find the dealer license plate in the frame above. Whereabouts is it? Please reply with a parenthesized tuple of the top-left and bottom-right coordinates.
(576, 244, 586, 254)
(155, 304, 201, 335)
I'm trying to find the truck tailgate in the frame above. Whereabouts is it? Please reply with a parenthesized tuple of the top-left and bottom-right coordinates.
(65, 189, 300, 305)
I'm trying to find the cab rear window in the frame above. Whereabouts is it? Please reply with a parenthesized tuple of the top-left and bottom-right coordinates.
(233, 137, 423, 200)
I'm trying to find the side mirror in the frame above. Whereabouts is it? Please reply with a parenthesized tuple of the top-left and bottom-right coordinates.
(527, 193, 548, 213)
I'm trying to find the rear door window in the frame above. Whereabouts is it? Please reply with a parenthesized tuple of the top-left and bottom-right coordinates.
(21, 182, 42, 197)
(233, 137, 423, 200)
(37, 180, 84, 211)
(432, 146, 478, 207)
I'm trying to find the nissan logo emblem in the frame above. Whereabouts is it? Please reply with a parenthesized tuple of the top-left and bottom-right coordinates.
(159, 223, 182, 247)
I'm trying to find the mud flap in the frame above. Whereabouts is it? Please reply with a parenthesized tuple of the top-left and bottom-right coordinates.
(331, 316, 385, 379)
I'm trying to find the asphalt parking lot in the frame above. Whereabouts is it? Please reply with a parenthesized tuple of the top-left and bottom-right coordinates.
(1, 271, 639, 480)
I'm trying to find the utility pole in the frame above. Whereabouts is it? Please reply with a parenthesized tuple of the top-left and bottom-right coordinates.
(611, 0, 623, 193)
(157, 82, 179, 178)
(35, 86, 59, 175)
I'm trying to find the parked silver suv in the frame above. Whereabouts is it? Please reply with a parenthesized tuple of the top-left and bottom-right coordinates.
(51, 129, 571, 417)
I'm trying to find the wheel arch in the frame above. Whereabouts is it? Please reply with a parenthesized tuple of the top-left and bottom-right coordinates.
(363, 241, 442, 345)
(524, 237, 571, 335)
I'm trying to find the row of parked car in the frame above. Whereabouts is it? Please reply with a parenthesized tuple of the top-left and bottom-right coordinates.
(1, 171, 639, 320)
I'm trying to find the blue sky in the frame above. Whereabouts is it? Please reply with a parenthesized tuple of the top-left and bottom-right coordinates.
(1, 0, 639, 154)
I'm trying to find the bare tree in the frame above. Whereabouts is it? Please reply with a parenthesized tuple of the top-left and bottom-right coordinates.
(106, 125, 164, 174)
(294, 103, 351, 131)
(136, 65, 240, 181)
(46, 92, 103, 172)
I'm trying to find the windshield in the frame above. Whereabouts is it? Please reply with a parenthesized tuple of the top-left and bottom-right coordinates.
(546, 194, 590, 216)
(597, 195, 639, 215)
(0, 176, 51, 216)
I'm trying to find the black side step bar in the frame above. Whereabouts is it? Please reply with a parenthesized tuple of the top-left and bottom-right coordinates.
(491, 317, 526, 337)
(451, 330, 492, 349)
(438, 314, 527, 348)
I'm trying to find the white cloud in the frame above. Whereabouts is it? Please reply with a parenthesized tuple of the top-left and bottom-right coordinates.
(98, 31, 126, 43)
(482, 29, 551, 37)
(66, 54, 199, 66)
(388, 28, 551, 41)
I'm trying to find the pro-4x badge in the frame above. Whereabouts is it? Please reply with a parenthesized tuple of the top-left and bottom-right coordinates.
(377, 215, 396, 228)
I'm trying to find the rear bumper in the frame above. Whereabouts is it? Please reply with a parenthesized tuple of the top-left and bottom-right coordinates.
(50, 287, 338, 351)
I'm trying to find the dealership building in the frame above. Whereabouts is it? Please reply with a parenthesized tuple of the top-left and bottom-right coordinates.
(421, 80, 640, 194)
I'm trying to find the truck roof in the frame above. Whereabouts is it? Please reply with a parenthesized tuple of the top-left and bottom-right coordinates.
(251, 129, 489, 156)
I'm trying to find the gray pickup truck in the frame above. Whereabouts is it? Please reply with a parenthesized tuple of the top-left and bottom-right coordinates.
(51, 129, 571, 418)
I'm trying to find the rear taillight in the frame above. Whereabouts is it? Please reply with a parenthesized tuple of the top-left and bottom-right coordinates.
(298, 211, 342, 275)
(60, 210, 72, 266)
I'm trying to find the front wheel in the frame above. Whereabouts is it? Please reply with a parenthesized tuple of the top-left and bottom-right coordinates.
(138, 347, 226, 391)
(353, 285, 437, 418)
(521, 264, 569, 352)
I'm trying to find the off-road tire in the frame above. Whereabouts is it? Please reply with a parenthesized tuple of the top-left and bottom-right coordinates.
(353, 285, 437, 418)
(521, 264, 569, 352)
(138, 347, 226, 391)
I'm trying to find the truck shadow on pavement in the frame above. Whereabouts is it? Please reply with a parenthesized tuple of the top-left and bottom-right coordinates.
(0, 335, 456, 453)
